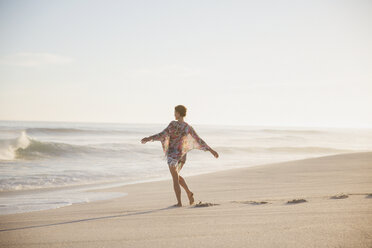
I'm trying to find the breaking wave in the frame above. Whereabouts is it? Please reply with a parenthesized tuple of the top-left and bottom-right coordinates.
(0, 131, 138, 161)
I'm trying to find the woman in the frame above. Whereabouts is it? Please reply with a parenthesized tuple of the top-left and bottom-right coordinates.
(141, 105, 219, 207)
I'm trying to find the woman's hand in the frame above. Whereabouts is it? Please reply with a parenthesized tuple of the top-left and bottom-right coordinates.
(209, 149, 219, 158)
(141, 137, 150, 144)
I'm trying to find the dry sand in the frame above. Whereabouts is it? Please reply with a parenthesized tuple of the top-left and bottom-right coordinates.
(1, 152, 371, 248)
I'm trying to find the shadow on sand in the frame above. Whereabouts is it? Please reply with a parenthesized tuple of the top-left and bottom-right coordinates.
(0, 205, 178, 232)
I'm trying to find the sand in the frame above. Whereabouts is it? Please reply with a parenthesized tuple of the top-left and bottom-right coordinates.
(1, 152, 371, 248)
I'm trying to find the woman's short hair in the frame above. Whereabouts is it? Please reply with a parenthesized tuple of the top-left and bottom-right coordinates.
(175, 105, 187, 117)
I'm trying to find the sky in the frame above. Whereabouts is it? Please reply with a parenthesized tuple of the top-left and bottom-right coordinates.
(0, 0, 371, 128)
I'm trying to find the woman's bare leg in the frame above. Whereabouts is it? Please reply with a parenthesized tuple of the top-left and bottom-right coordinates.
(177, 162, 194, 205)
(179, 176, 194, 205)
(169, 165, 182, 206)
(178, 176, 190, 193)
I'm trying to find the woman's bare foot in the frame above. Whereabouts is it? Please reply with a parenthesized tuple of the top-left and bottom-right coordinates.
(188, 192, 194, 205)
(173, 202, 182, 207)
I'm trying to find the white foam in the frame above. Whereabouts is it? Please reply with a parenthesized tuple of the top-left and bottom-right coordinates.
(0, 131, 30, 160)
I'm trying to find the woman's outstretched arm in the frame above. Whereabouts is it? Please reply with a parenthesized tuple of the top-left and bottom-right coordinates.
(188, 125, 219, 158)
(141, 121, 174, 144)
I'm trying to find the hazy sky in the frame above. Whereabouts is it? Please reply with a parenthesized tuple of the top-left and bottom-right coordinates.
(0, 0, 371, 128)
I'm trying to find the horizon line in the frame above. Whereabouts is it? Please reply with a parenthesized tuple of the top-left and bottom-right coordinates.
(0, 119, 371, 130)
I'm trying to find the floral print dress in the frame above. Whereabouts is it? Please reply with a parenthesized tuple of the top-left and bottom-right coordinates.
(148, 120, 211, 172)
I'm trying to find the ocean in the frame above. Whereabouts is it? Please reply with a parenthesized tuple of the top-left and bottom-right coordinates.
(0, 120, 371, 215)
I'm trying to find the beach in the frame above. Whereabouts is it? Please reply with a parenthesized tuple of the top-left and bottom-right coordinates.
(1, 151, 371, 248)
(1, 0, 371, 247)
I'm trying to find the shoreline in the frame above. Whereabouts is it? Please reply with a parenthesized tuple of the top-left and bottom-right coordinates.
(3, 150, 368, 196)
(1, 151, 371, 247)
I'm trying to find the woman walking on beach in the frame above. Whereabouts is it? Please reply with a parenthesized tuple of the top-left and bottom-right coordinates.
(141, 105, 219, 207)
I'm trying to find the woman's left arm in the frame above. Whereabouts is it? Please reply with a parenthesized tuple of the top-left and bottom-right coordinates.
(188, 126, 211, 151)
(188, 125, 219, 158)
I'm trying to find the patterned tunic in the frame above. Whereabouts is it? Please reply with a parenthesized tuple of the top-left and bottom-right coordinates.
(148, 120, 211, 171)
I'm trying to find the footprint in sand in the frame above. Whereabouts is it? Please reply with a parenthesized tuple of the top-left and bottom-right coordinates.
(287, 199, 307, 204)
(231, 200, 269, 205)
(194, 201, 220, 207)
(330, 193, 349, 199)
(247, 201, 269, 205)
